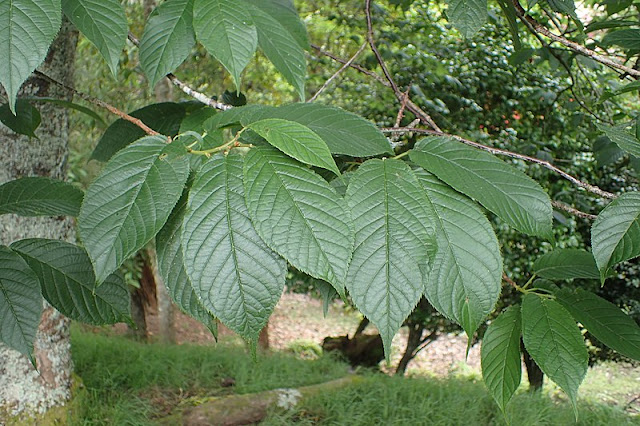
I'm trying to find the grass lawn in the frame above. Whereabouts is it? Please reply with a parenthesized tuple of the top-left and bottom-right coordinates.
(68, 326, 639, 425)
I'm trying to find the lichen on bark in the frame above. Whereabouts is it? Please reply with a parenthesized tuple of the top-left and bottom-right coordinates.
(0, 20, 78, 418)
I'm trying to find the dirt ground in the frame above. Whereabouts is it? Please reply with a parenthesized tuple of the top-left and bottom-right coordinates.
(168, 291, 481, 376)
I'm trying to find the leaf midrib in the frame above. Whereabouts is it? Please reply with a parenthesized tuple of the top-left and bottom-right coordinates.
(83, 143, 167, 274)
(563, 293, 640, 352)
(144, 0, 191, 83)
(14, 248, 121, 321)
(429, 149, 542, 212)
(0, 273, 32, 351)
(537, 299, 579, 399)
(222, 159, 250, 329)
(268, 159, 338, 282)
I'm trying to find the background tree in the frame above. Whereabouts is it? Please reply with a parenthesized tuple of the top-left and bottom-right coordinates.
(0, 21, 77, 418)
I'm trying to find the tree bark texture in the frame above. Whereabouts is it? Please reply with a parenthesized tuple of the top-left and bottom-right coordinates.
(0, 21, 78, 418)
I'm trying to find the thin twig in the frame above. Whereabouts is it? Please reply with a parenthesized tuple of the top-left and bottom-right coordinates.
(311, 44, 388, 85)
(502, 273, 519, 290)
(34, 71, 160, 137)
(512, 0, 640, 78)
(524, 21, 614, 124)
(364, 0, 441, 132)
(308, 42, 368, 102)
(127, 32, 232, 111)
(380, 127, 617, 199)
(551, 200, 597, 220)
(394, 87, 411, 128)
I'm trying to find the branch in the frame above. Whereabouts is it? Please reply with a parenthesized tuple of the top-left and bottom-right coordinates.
(127, 32, 233, 111)
(308, 42, 368, 102)
(34, 71, 161, 137)
(502, 273, 519, 290)
(551, 200, 597, 220)
(511, 0, 640, 78)
(311, 44, 616, 200)
(380, 127, 617, 199)
(413, 332, 438, 356)
(364, 0, 441, 132)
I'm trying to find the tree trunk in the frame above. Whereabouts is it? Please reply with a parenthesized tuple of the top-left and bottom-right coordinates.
(0, 20, 78, 419)
(522, 344, 544, 391)
(354, 317, 370, 337)
(258, 324, 270, 350)
(395, 324, 423, 376)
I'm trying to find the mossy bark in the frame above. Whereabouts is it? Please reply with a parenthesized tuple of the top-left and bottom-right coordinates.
(0, 20, 78, 418)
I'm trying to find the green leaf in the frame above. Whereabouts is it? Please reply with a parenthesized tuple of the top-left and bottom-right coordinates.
(533, 249, 599, 280)
(11, 239, 130, 325)
(267, 104, 392, 157)
(79, 136, 190, 284)
(0, 0, 61, 112)
(508, 48, 536, 66)
(522, 293, 587, 414)
(0, 245, 42, 357)
(248, 3, 306, 99)
(591, 192, 640, 281)
(209, 103, 393, 157)
(247, 0, 309, 50)
(316, 280, 337, 318)
(447, 0, 487, 38)
(244, 147, 353, 294)
(62, 0, 127, 76)
(410, 136, 553, 239)
(603, 0, 632, 15)
(600, 80, 640, 102)
(556, 288, 640, 361)
(193, 0, 258, 89)
(496, 0, 521, 50)
(345, 159, 435, 355)
(547, 0, 577, 18)
(481, 305, 522, 413)
(205, 104, 269, 129)
(183, 154, 286, 341)
(593, 135, 625, 167)
(597, 123, 640, 158)
(0, 100, 40, 137)
(602, 29, 640, 50)
(0, 177, 83, 217)
(586, 19, 636, 32)
(23, 96, 105, 124)
(155, 189, 218, 336)
(415, 170, 502, 338)
(179, 106, 217, 135)
(247, 118, 339, 174)
(91, 102, 187, 162)
(139, 0, 195, 88)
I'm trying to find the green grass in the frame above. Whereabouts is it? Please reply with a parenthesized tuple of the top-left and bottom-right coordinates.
(70, 326, 349, 425)
(263, 374, 639, 425)
(69, 326, 639, 425)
